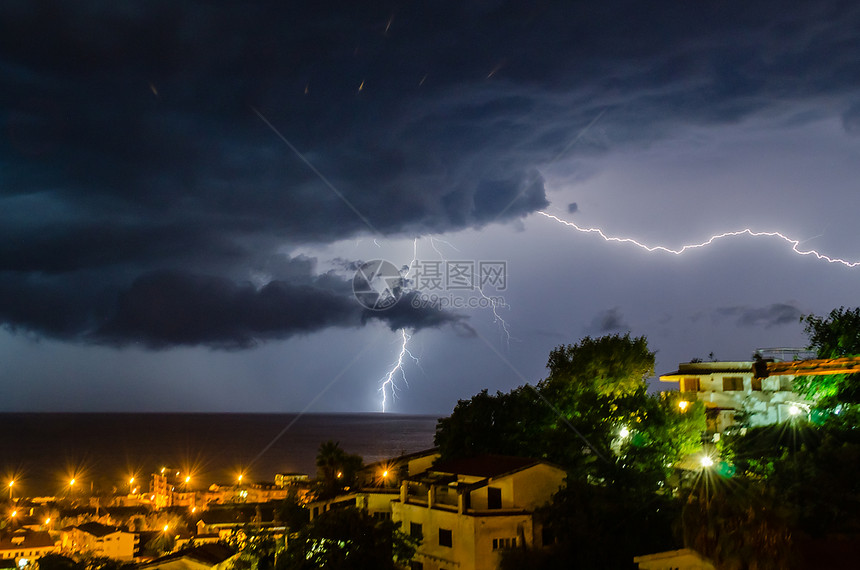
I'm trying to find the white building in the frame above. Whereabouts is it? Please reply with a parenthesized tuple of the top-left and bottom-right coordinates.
(0, 530, 57, 566)
(391, 455, 566, 570)
(61, 522, 138, 560)
(660, 359, 811, 432)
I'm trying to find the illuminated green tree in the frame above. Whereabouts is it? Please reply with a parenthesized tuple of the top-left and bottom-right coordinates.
(279, 507, 416, 570)
(798, 306, 860, 408)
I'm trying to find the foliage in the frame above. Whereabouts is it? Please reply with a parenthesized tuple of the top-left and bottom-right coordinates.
(508, 478, 681, 570)
(313, 441, 363, 500)
(224, 526, 279, 570)
(542, 333, 655, 399)
(436, 334, 706, 567)
(798, 306, 860, 405)
(275, 492, 309, 533)
(434, 386, 552, 461)
(681, 479, 794, 570)
(278, 507, 417, 570)
(435, 334, 705, 491)
(36, 555, 82, 570)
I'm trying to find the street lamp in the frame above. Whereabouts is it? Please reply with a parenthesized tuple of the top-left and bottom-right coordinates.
(8, 481, 13, 501)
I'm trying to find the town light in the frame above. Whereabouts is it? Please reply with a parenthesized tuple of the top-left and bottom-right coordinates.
(788, 405, 802, 416)
(336, 471, 343, 479)
(619, 427, 630, 439)
(7, 481, 12, 500)
(700, 456, 714, 468)
(382, 470, 388, 478)
(678, 401, 689, 411)
(163, 525, 169, 532)
(69, 478, 76, 487)
(185, 476, 191, 484)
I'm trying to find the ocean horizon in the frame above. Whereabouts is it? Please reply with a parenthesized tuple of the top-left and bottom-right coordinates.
(0, 412, 439, 497)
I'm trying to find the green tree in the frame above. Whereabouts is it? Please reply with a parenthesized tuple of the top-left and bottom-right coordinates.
(681, 479, 794, 570)
(798, 306, 860, 406)
(313, 441, 363, 500)
(279, 507, 417, 570)
(434, 386, 551, 461)
(435, 334, 707, 567)
(275, 492, 309, 533)
(225, 526, 279, 570)
(435, 334, 705, 490)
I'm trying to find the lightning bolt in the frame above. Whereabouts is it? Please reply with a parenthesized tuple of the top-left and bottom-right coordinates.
(379, 329, 420, 413)
(539, 211, 860, 268)
(428, 237, 513, 346)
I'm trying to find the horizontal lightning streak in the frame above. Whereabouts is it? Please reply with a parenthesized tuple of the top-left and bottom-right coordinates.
(539, 212, 860, 268)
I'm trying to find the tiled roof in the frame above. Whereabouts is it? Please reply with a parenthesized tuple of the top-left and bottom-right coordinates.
(76, 522, 124, 537)
(143, 543, 236, 568)
(0, 530, 55, 550)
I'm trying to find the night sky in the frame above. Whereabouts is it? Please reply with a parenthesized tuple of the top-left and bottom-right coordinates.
(2, 1, 860, 413)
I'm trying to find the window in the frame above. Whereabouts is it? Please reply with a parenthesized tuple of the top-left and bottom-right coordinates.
(492, 537, 517, 550)
(723, 376, 743, 391)
(751, 377, 762, 391)
(488, 486, 502, 509)
(439, 528, 452, 547)
(680, 377, 700, 392)
(410, 522, 423, 540)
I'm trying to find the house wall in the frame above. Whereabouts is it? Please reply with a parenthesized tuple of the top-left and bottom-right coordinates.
(393, 502, 533, 570)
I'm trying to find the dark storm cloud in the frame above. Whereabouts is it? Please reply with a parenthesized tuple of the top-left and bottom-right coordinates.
(0, 254, 464, 348)
(715, 303, 803, 329)
(588, 307, 630, 334)
(94, 270, 464, 349)
(2, 0, 860, 347)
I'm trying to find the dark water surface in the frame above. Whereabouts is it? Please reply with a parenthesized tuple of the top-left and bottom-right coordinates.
(0, 413, 438, 497)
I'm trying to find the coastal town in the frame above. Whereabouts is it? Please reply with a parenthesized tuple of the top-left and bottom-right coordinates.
(5, 321, 860, 570)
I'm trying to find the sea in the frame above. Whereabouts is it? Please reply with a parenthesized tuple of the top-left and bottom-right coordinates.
(0, 413, 439, 498)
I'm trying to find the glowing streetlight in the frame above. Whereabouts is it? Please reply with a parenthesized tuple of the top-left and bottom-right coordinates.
(237, 474, 244, 484)
(382, 470, 388, 478)
(185, 476, 191, 484)
(788, 405, 802, 417)
(8, 481, 13, 501)
(678, 401, 689, 412)
(336, 471, 343, 479)
(700, 455, 714, 468)
(163, 524, 169, 532)
(619, 427, 630, 439)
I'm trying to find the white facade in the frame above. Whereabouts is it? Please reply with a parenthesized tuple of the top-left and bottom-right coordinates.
(391, 457, 566, 570)
(61, 523, 138, 560)
(660, 360, 811, 432)
(0, 530, 57, 565)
